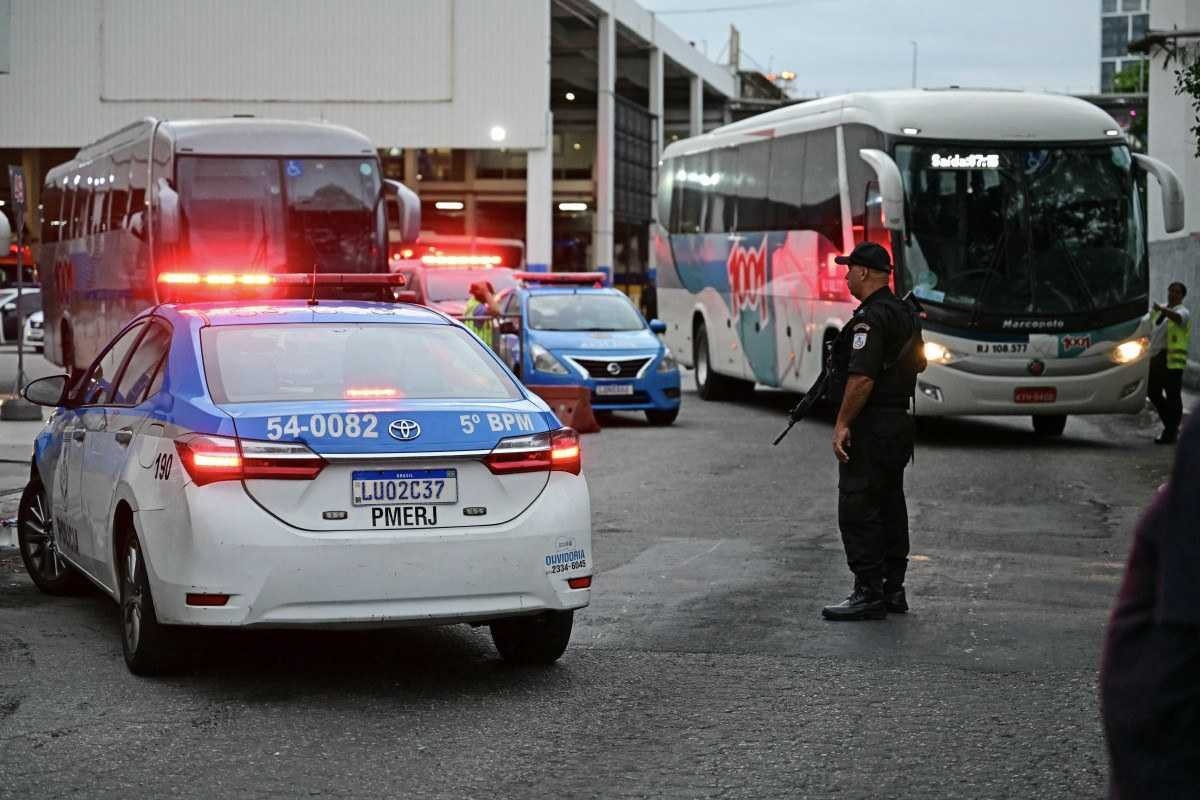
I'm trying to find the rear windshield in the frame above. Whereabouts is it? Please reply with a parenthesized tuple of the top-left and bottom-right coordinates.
(201, 323, 521, 403)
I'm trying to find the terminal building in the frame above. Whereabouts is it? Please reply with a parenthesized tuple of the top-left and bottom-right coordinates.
(0, 0, 790, 302)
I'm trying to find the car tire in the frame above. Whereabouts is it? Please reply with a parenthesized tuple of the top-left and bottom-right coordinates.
(693, 322, 735, 401)
(490, 610, 574, 665)
(120, 534, 178, 676)
(645, 407, 679, 426)
(17, 478, 86, 596)
(1032, 414, 1067, 437)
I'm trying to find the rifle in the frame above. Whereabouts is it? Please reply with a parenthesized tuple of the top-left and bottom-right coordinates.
(772, 368, 829, 445)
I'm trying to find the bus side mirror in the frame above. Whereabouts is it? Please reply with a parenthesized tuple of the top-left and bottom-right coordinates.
(859, 149, 906, 233)
(384, 180, 421, 244)
(156, 178, 180, 244)
(1133, 153, 1185, 234)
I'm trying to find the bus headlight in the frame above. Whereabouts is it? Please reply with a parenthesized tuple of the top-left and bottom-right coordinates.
(657, 349, 678, 373)
(1111, 337, 1149, 365)
(923, 341, 954, 364)
(531, 342, 569, 375)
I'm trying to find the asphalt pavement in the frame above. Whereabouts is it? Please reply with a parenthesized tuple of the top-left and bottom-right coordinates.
(0, 356, 1191, 799)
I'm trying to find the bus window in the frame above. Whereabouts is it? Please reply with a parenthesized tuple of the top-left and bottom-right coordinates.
(91, 184, 108, 235)
(129, 141, 150, 239)
(108, 156, 131, 230)
(41, 183, 63, 244)
(656, 158, 674, 227)
(707, 148, 738, 234)
(676, 152, 707, 234)
(843, 124, 885, 246)
(736, 140, 771, 232)
(767, 134, 805, 231)
(802, 129, 842, 247)
(70, 185, 90, 240)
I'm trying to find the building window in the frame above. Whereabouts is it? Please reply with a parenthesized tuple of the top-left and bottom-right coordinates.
(1101, 16, 1130, 58)
(416, 149, 465, 182)
(1131, 13, 1149, 42)
(1101, 0, 1117, 12)
(1121, 0, 1142, 10)
(1101, 61, 1117, 93)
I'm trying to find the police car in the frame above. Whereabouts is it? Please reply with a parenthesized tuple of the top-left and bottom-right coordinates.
(494, 273, 682, 425)
(17, 281, 591, 675)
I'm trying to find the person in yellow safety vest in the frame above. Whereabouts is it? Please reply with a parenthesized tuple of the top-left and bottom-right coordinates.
(464, 281, 501, 349)
(1148, 281, 1191, 445)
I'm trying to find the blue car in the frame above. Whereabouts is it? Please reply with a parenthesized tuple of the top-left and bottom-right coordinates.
(16, 294, 592, 675)
(493, 274, 682, 425)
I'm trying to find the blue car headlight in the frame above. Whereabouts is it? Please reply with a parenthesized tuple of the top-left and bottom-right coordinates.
(531, 342, 570, 375)
(657, 348, 678, 373)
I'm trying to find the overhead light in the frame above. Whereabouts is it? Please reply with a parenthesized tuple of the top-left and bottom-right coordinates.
(489, 125, 507, 143)
(565, 91, 576, 101)
(388, 147, 401, 157)
(435, 200, 465, 211)
(1105, 128, 1122, 136)
(572, 142, 582, 151)
(558, 202, 588, 212)
(902, 127, 921, 135)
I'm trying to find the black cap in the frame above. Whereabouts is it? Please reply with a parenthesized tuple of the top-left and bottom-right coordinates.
(834, 242, 892, 272)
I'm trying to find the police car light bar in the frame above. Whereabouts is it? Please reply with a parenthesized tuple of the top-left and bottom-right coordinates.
(420, 254, 504, 267)
(513, 271, 606, 286)
(157, 272, 407, 288)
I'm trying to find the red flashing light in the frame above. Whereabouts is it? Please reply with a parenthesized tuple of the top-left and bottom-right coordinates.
(421, 254, 504, 267)
(567, 576, 592, 590)
(514, 272, 605, 287)
(186, 593, 230, 607)
(175, 434, 324, 486)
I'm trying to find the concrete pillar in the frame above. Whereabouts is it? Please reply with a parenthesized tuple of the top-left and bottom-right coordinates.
(525, 116, 553, 273)
(648, 49, 665, 222)
(403, 149, 419, 193)
(464, 151, 477, 238)
(689, 74, 704, 137)
(21, 149, 41, 242)
(593, 11, 615, 281)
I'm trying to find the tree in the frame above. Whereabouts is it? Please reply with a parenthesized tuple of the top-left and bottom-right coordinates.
(1175, 52, 1200, 159)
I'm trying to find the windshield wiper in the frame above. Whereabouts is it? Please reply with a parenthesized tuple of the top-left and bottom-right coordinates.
(1051, 238, 1097, 311)
(969, 225, 1011, 327)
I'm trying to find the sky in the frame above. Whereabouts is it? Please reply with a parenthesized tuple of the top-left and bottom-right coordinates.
(640, 0, 1103, 97)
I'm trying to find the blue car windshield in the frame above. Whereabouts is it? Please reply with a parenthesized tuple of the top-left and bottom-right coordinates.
(201, 323, 521, 403)
(527, 294, 644, 332)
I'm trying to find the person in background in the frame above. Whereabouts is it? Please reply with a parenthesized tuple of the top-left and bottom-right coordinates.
(464, 281, 501, 349)
(1147, 281, 1190, 445)
(1100, 403, 1200, 796)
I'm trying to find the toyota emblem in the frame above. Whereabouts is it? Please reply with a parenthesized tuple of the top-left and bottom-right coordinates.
(388, 419, 422, 441)
(606, 362, 621, 376)
(1027, 359, 1046, 377)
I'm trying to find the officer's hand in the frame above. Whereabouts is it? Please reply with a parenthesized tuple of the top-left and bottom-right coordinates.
(832, 425, 851, 463)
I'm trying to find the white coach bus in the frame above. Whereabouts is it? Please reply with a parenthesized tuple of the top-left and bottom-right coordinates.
(654, 89, 1184, 435)
(38, 117, 419, 372)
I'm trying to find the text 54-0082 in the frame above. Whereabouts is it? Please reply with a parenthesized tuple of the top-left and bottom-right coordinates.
(266, 414, 379, 440)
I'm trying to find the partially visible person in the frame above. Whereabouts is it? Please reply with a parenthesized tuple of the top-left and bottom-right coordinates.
(1147, 281, 1190, 445)
(1100, 403, 1200, 796)
(464, 280, 501, 349)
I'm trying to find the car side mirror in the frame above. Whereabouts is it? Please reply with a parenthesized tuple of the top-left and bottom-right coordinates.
(22, 374, 69, 407)
(649, 319, 667, 334)
(384, 180, 421, 243)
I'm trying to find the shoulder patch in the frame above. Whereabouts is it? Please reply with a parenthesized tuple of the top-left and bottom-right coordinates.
(852, 331, 868, 350)
(852, 322, 871, 332)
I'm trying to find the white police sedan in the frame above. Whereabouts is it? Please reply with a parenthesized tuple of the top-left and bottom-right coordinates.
(19, 298, 592, 675)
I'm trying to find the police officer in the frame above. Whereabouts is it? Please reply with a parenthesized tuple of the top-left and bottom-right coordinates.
(822, 242, 924, 621)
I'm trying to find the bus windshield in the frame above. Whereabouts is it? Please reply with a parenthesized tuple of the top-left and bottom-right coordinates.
(175, 156, 383, 274)
(895, 144, 1146, 316)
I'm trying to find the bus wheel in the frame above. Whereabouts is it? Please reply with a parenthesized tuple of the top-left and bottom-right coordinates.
(1032, 414, 1067, 437)
(693, 322, 734, 401)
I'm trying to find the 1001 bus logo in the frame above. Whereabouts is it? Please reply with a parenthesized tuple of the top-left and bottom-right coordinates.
(727, 237, 769, 324)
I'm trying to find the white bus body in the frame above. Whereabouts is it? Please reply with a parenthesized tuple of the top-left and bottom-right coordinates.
(39, 118, 405, 372)
(655, 89, 1184, 425)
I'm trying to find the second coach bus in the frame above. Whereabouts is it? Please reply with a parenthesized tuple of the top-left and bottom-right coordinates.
(39, 117, 419, 372)
(655, 89, 1184, 434)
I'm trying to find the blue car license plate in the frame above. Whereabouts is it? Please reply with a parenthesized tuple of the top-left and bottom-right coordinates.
(351, 469, 458, 506)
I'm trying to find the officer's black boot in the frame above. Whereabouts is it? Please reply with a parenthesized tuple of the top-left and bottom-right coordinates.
(822, 583, 886, 621)
(883, 586, 908, 614)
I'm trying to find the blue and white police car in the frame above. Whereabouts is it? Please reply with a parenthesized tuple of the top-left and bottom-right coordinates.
(17, 280, 591, 675)
(494, 273, 682, 425)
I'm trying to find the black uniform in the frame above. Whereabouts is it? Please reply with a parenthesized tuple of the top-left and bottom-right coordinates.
(831, 286, 922, 595)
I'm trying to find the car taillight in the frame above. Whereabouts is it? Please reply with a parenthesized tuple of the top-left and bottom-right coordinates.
(175, 434, 324, 486)
(483, 428, 581, 476)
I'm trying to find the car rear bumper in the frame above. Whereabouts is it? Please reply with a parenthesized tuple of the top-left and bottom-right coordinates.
(137, 473, 592, 628)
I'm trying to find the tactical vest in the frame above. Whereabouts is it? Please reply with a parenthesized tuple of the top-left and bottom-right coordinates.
(464, 297, 493, 348)
(1166, 311, 1191, 371)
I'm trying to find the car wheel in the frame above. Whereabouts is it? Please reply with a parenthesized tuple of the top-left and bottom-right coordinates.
(1032, 414, 1067, 437)
(490, 610, 574, 665)
(693, 323, 734, 401)
(120, 534, 177, 676)
(17, 479, 86, 595)
(645, 407, 679, 426)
